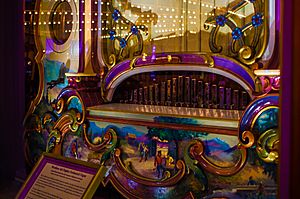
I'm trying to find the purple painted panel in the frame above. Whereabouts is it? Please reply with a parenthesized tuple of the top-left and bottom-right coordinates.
(134, 54, 206, 67)
(239, 95, 279, 134)
(213, 56, 255, 90)
(105, 60, 131, 88)
(104, 54, 255, 92)
(78, 0, 85, 72)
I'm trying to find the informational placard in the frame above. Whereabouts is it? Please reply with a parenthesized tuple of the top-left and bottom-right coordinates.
(16, 153, 107, 199)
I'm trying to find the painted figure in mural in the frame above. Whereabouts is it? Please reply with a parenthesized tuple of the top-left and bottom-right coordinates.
(71, 139, 78, 159)
(154, 151, 164, 178)
(139, 142, 145, 162)
(165, 153, 175, 169)
(143, 145, 149, 162)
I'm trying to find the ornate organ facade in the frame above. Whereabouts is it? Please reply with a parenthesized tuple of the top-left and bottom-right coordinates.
(24, 0, 280, 198)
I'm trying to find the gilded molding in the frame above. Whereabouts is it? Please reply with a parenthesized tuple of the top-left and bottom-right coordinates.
(103, 53, 257, 102)
(83, 125, 117, 152)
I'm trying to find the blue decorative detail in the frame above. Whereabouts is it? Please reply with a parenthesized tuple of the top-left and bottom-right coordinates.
(131, 25, 139, 35)
(253, 108, 278, 134)
(109, 30, 116, 40)
(47, 136, 56, 152)
(232, 27, 243, 40)
(239, 95, 279, 146)
(216, 15, 227, 27)
(120, 38, 127, 48)
(112, 9, 121, 21)
(252, 13, 263, 27)
(250, 0, 256, 3)
(67, 97, 82, 112)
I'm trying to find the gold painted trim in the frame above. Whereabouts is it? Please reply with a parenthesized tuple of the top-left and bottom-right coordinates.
(190, 139, 247, 176)
(105, 53, 214, 91)
(66, 95, 86, 125)
(257, 0, 270, 59)
(83, 124, 115, 151)
(254, 69, 280, 76)
(65, 73, 97, 77)
(240, 130, 255, 148)
(103, 53, 257, 101)
(24, 0, 45, 124)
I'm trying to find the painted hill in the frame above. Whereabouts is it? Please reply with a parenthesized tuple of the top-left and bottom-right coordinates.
(204, 138, 231, 154)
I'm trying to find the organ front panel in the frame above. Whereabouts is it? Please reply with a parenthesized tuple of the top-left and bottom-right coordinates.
(23, 0, 281, 198)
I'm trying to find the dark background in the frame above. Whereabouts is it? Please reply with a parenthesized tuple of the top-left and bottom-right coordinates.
(0, 0, 25, 190)
(0, 0, 299, 198)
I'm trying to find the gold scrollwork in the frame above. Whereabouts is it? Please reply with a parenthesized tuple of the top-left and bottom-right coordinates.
(54, 98, 65, 114)
(83, 124, 117, 152)
(107, 54, 117, 70)
(189, 139, 247, 176)
(256, 129, 279, 163)
(206, 0, 269, 66)
(239, 46, 253, 60)
(240, 130, 255, 148)
(201, 53, 215, 68)
(46, 129, 61, 153)
(45, 88, 86, 155)
(47, 111, 80, 155)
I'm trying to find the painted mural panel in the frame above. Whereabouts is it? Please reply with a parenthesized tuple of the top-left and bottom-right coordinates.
(72, 119, 276, 198)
